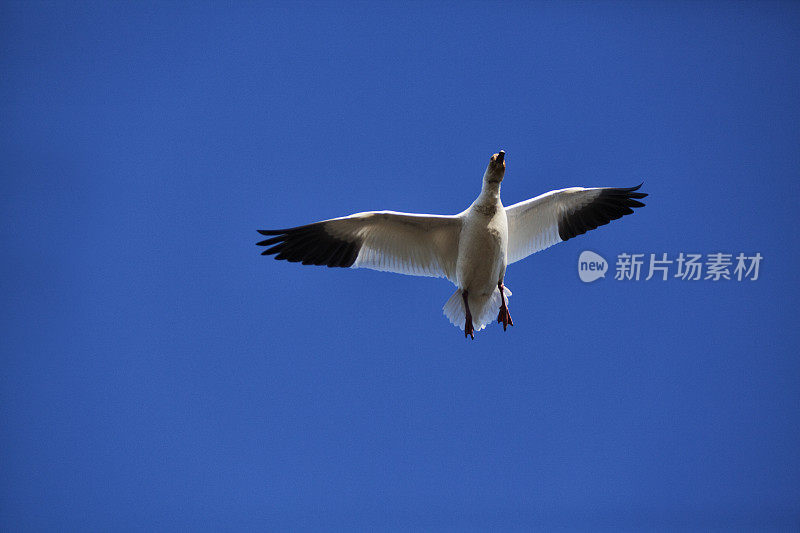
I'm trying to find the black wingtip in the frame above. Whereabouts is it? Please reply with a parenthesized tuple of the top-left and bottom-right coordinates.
(256, 221, 360, 268)
(618, 182, 647, 199)
(631, 182, 648, 198)
(618, 182, 644, 192)
(557, 183, 649, 241)
(257, 235, 284, 246)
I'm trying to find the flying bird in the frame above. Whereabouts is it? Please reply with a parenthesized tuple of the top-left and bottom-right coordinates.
(257, 151, 647, 338)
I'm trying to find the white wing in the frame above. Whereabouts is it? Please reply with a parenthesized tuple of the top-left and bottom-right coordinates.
(258, 211, 462, 281)
(505, 184, 647, 264)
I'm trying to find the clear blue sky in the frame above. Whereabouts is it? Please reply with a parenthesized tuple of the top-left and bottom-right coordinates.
(2, 1, 799, 530)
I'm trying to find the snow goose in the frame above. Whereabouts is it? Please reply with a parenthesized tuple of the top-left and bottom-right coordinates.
(258, 151, 647, 338)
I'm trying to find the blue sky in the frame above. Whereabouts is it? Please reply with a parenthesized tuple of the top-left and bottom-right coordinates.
(2, 1, 799, 530)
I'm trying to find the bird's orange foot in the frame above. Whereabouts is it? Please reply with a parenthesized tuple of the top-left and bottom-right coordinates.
(464, 315, 475, 340)
(497, 306, 514, 331)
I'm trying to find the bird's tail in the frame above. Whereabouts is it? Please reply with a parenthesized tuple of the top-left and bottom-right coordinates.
(443, 286, 511, 332)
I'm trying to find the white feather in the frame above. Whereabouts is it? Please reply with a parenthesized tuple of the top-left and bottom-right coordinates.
(322, 211, 461, 280)
(505, 187, 603, 264)
(443, 286, 511, 332)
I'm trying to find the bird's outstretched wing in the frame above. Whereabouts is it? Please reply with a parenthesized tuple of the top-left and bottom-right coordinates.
(505, 184, 647, 264)
(258, 211, 462, 280)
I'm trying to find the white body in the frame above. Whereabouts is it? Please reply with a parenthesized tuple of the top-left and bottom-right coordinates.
(448, 180, 510, 331)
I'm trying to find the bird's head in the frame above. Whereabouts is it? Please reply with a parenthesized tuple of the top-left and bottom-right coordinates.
(484, 150, 505, 184)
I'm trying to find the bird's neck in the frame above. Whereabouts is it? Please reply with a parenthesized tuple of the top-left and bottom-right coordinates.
(476, 180, 502, 205)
